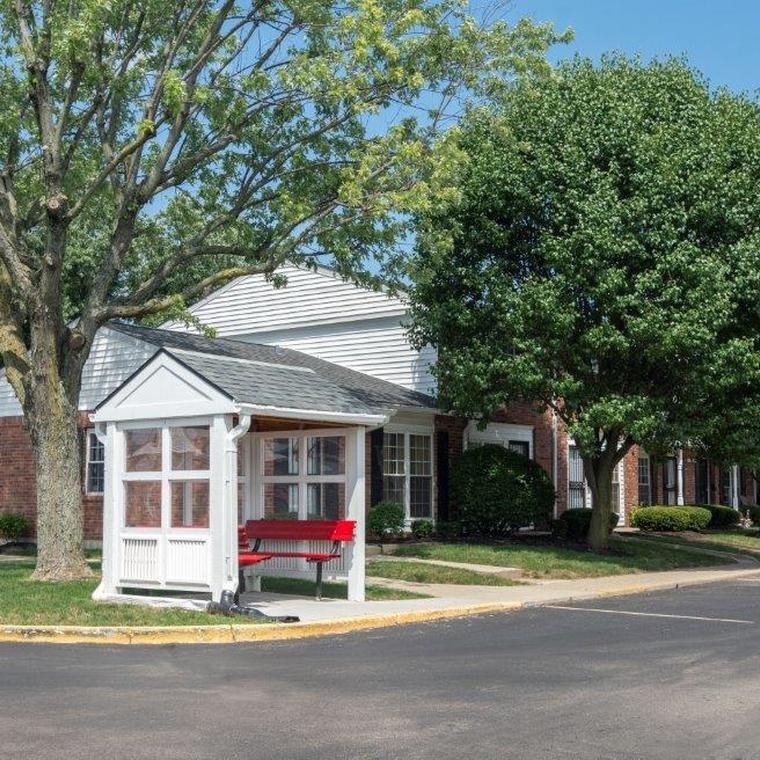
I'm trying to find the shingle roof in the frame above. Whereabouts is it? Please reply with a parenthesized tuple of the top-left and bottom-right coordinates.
(107, 322, 437, 417)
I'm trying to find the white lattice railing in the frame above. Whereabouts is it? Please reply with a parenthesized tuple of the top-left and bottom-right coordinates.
(120, 536, 159, 583)
(165, 537, 210, 586)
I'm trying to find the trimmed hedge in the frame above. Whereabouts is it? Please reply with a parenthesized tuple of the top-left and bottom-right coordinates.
(631, 506, 711, 532)
(695, 504, 740, 528)
(0, 512, 30, 542)
(552, 508, 620, 542)
(368, 501, 405, 539)
(411, 519, 435, 539)
(452, 444, 555, 537)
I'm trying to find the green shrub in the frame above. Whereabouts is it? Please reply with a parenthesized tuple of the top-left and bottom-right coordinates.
(368, 501, 406, 540)
(435, 520, 462, 541)
(631, 506, 711, 532)
(452, 444, 555, 538)
(0, 512, 30, 542)
(411, 520, 435, 540)
(552, 508, 620, 542)
(695, 504, 739, 528)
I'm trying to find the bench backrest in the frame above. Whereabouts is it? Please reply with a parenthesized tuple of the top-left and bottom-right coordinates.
(245, 519, 355, 543)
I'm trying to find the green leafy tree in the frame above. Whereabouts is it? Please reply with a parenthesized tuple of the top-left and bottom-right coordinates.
(409, 57, 760, 549)
(0, 0, 562, 579)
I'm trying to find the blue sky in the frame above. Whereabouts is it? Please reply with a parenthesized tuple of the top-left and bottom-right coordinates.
(509, 0, 759, 95)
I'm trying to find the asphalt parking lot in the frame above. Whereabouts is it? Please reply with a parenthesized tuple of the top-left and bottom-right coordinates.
(2, 578, 760, 760)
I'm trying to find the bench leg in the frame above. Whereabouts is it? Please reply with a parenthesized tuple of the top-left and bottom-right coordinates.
(236, 568, 246, 605)
(315, 562, 323, 601)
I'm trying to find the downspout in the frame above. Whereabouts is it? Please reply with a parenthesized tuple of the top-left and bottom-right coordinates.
(224, 414, 252, 593)
(551, 407, 559, 518)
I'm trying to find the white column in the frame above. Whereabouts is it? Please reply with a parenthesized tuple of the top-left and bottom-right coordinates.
(676, 449, 685, 506)
(732, 465, 740, 509)
(92, 422, 118, 600)
(346, 426, 366, 602)
(209, 415, 231, 600)
(223, 414, 251, 596)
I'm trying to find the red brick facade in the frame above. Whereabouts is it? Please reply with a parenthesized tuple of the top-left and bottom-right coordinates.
(0, 414, 104, 541)
(2, 406, 757, 541)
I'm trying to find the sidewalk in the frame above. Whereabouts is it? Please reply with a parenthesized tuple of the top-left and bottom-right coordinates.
(240, 559, 760, 624)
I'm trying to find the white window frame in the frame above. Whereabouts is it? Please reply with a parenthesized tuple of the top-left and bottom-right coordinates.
(567, 443, 588, 509)
(120, 418, 212, 533)
(382, 425, 434, 523)
(85, 428, 105, 495)
(253, 429, 348, 520)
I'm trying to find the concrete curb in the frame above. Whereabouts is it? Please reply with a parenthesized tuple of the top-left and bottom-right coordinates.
(2, 564, 758, 646)
(0, 601, 524, 646)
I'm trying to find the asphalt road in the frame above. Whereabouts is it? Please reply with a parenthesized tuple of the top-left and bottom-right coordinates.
(3, 580, 760, 760)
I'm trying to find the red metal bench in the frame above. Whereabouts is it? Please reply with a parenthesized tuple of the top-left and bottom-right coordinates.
(243, 519, 356, 600)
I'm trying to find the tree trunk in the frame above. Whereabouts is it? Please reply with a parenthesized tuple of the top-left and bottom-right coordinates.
(584, 457, 614, 551)
(25, 337, 91, 581)
(27, 384, 91, 581)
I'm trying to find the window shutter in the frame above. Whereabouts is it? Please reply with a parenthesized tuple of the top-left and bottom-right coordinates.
(370, 428, 384, 506)
(436, 430, 450, 522)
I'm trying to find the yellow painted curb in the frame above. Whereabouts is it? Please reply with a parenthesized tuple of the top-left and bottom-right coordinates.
(0, 601, 523, 646)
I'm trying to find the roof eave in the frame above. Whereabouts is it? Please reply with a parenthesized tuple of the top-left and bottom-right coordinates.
(237, 403, 389, 427)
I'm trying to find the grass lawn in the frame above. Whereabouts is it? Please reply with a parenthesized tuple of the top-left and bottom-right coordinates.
(636, 530, 760, 556)
(0, 562, 425, 627)
(260, 576, 430, 599)
(366, 559, 523, 586)
(391, 536, 729, 579)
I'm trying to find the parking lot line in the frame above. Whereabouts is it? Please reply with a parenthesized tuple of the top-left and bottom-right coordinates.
(544, 606, 755, 624)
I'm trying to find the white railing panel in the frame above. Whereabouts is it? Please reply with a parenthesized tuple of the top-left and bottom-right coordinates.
(120, 537, 160, 584)
(165, 536, 211, 587)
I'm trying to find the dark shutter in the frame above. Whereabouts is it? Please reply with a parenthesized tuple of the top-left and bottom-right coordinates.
(370, 428, 384, 506)
(436, 430, 450, 522)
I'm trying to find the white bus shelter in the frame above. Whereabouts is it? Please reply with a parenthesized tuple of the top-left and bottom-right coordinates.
(91, 346, 386, 605)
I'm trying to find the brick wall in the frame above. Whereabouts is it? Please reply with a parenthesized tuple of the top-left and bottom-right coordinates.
(434, 414, 467, 519)
(0, 414, 103, 540)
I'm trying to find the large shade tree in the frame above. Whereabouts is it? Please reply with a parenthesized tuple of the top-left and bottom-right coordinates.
(408, 57, 760, 548)
(0, 0, 562, 579)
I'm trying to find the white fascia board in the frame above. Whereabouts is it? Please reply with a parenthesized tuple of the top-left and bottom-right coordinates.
(237, 403, 388, 426)
(92, 351, 236, 423)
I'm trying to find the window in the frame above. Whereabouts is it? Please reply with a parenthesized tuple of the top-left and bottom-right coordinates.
(260, 432, 347, 520)
(122, 424, 211, 530)
(382, 430, 433, 520)
(568, 445, 586, 509)
(170, 480, 210, 528)
(508, 440, 530, 458)
(85, 430, 105, 494)
(611, 463, 621, 514)
(171, 426, 209, 470)
(125, 428, 161, 472)
(638, 454, 651, 506)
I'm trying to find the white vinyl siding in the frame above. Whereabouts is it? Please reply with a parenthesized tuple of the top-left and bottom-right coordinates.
(167, 264, 407, 333)
(232, 319, 436, 394)
(163, 265, 437, 394)
(0, 326, 156, 417)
